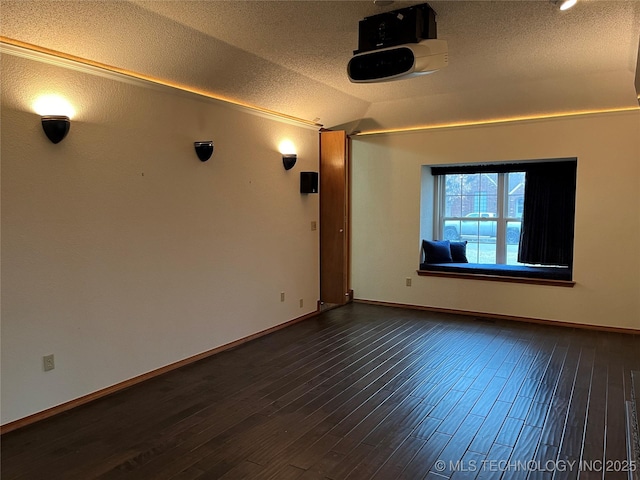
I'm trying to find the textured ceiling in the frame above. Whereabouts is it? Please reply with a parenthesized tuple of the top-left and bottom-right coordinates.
(2, 0, 639, 133)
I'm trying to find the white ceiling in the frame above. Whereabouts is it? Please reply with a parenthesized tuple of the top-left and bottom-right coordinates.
(2, 0, 639, 133)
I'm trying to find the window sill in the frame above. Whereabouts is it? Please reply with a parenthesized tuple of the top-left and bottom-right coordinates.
(417, 264, 575, 287)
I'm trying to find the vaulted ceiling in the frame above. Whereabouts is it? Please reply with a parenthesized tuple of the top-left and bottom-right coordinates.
(2, 0, 639, 133)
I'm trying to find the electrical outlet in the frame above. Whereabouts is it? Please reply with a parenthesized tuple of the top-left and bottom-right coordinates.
(299, 299, 304, 308)
(406, 277, 412, 287)
(281, 292, 285, 302)
(43, 354, 55, 372)
(311, 221, 317, 231)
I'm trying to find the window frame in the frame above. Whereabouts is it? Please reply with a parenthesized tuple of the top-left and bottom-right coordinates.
(434, 171, 524, 265)
(420, 159, 576, 285)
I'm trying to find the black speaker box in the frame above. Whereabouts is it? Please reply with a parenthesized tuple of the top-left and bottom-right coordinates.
(355, 3, 437, 54)
(300, 172, 319, 194)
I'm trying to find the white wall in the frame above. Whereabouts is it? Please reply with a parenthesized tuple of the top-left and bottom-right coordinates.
(0, 52, 319, 425)
(352, 111, 640, 330)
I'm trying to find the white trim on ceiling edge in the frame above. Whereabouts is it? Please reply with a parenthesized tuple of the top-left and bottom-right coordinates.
(0, 39, 322, 131)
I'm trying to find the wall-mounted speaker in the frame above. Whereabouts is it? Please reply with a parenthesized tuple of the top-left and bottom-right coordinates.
(300, 172, 319, 194)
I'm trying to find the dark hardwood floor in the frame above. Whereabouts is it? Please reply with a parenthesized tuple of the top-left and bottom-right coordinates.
(2, 303, 640, 480)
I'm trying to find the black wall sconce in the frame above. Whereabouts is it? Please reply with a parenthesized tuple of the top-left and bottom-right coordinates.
(194, 141, 214, 162)
(550, 0, 577, 9)
(41, 115, 70, 144)
(282, 153, 297, 170)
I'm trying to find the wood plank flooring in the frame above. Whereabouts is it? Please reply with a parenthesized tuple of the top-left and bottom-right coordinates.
(2, 303, 640, 480)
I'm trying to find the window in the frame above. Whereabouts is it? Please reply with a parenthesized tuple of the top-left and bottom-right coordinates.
(439, 171, 524, 264)
(420, 160, 577, 283)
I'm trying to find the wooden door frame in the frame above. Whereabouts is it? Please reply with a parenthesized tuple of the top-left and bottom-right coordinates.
(319, 129, 352, 306)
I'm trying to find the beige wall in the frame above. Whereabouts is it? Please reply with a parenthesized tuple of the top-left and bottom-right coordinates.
(1, 51, 319, 425)
(351, 111, 640, 330)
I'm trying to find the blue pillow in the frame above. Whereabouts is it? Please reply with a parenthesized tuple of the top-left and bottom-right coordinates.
(423, 240, 453, 264)
(449, 241, 468, 263)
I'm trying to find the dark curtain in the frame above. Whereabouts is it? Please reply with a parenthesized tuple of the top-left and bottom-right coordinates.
(518, 161, 576, 267)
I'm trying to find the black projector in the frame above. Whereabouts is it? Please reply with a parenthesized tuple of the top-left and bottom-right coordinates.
(354, 2, 437, 54)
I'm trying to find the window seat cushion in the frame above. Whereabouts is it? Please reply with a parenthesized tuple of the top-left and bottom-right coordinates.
(419, 262, 572, 281)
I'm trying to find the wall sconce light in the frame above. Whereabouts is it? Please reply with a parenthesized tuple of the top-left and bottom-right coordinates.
(278, 140, 297, 170)
(41, 115, 70, 144)
(551, 0, 577, 10)
(282, 153, 297, 171)
(33, 95, 75, 144)
(194, 141, 214, 162)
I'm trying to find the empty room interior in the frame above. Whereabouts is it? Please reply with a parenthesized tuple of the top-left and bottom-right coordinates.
(1, 1, 640, 479)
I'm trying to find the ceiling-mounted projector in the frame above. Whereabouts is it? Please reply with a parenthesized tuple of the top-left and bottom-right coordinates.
(347, 2, 447, 83)
(347, 39, 448, 83)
